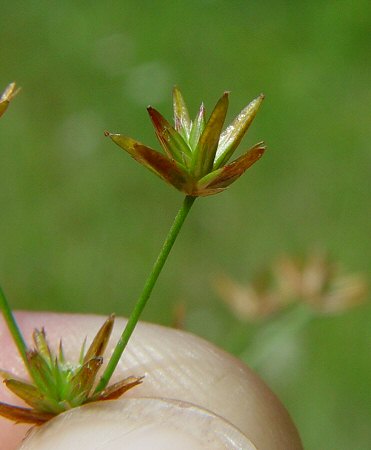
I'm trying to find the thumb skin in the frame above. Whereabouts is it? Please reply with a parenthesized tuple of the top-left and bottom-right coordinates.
(0, 312, 303, 449)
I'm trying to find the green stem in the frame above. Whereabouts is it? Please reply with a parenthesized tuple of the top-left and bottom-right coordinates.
(0, 286, 30, 369)
(96, 195, 196, 393)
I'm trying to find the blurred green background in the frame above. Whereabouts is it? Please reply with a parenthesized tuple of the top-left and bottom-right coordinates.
(1, 1, 370, 448)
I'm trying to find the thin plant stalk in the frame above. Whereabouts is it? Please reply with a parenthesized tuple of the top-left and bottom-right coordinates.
(95, 195, 196, 393)
(0, 286, 29, 370)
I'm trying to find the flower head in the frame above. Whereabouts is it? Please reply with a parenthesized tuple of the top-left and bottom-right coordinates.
(0, 82, 20, 118)
(105, 88, 265, 196)
(0, 315, 142, 425)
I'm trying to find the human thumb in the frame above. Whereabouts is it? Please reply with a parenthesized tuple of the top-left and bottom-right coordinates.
(0, 312, 302, 449)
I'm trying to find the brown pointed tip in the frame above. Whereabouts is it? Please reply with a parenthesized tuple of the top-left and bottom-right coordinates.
(147, 106, 158, 119)
(104, 130, 111, 137)
(256, 141, 267, 152)
(259, 93, 265, 100)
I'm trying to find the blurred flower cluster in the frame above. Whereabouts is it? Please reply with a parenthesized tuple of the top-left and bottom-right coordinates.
(215, 250, 368, 322)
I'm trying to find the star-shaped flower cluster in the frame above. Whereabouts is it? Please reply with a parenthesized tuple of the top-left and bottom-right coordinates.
(0, 316, 142, 425)
(106, 87, 265, 196)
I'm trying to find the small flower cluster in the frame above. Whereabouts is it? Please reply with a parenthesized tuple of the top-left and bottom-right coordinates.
(0, 316, 142, 425)
(106, 87, 265, 196)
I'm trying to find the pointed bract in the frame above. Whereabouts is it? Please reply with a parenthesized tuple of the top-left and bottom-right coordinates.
(214, 94, 265, 168)
(0, 82, 20, 118)
(105, 133, 145, 158)
(4, 379, 45, 410)
(70, 357, 103, 400)
(205, 143, 265, 190)
(173, 86, 192, 139)
(83, 314, 114, 363)
(192, 92, 229, 177)
(27, 350, 54, 395)
(78, 337, 86, 365)
(58, 340, 66, 365)
(107, 132, 188, 189)
(189, 103, 206, 151)
(0, 402, 54, 425)
(33, 328, 52, 362)
(147, 106, 192, 164)
(134, 144, 190, 192)
(94, 376, 144, 401)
